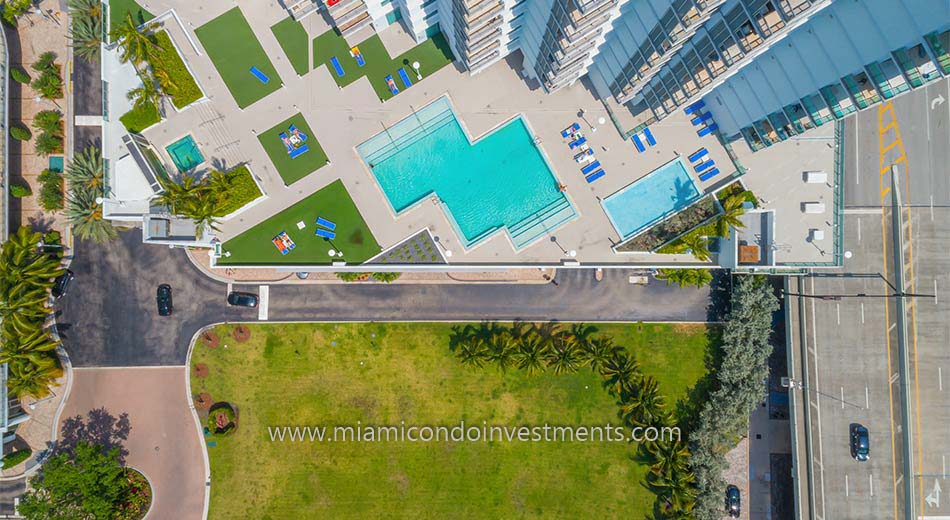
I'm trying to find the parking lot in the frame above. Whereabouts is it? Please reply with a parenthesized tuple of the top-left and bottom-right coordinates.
(792, 78, 950, 520)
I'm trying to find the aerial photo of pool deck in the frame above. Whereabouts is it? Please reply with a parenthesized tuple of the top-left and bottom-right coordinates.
(100, 0, 845, 271)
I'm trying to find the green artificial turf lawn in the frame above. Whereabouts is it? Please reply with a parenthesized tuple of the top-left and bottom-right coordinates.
(119, 101, 160, 133)
(195, 7, 282, 109)
(191, 322, 715, 519)
(108, 0, 153, 35)
(219, 180, 380, 265)
(271, 17, 310, 76)
(312, 29, 455, 101)
(150, 31, 203, 109)
(257, 113, 328, 186)
(214, 166, 263, 217)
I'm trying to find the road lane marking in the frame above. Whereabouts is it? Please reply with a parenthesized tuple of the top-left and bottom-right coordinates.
(940, 367, 943, 392)
(891, 372, 900, 384)
(258, 285, 269, 321)
(870, 473, 875, 497)
(866, 386, 870, 409)
(861, 303, 866, 323)
(836, 303, 840, 325)
(857, 217, 862, 242)
(846, 474, 850, 497)
(936, 280, 939, 305)
(841, 387, 845, 409)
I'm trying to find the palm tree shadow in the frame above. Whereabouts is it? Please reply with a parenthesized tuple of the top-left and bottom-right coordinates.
(58, 407, 131, 463)
(671, 177, 696, 208)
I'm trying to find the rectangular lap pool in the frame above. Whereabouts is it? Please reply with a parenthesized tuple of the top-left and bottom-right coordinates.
(166, 135, 205, 173)
(356, 97, 576, 250)
(601, 157, 700, 240)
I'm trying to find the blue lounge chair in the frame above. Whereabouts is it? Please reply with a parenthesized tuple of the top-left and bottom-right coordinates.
(684, 100, 705, 115)
(330, 57, 345, 77)
(632, 134, 646, 152)
(289, 145, 309, 159)
(643, 127, 656, 146)
(398, 68, 413, 88)
(351, 47, 366, 67)
(581, 160, 601, 175)
(561, 123, 580, 138)
(694, 159, 715, 172)
(249, 66, 270, 84)
(585, 169, 605, 183)
(316, 217, 336, 230)
(699, 168, 721, 182)
(688, 148, 709, 163)
(569, 137, 587, 149)
(697, 123, 718, 137)
(691, 112, 713, 126)
(315, 228, 336, 239)
(385, 75, 399, 95)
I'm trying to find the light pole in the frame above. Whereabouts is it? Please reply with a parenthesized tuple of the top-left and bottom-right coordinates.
(782, 377, 864, 409)
(412, 61, 422, 80)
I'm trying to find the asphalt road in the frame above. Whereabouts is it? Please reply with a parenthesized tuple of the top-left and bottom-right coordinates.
(56, 231, 715, 367)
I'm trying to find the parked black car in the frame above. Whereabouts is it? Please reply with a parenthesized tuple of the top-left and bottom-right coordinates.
(726, 485, 741, 517)
(157, 284, 173, 316)
(227, 291, 259, 308)
(850, 423, 870, 461)
(51, 270, 74, 299)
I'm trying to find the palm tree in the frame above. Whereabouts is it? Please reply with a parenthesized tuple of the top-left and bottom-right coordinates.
(656, 268, 713, 289)
(65, 146, 105, 193)
(644, 439, 691, 480)
(68, 0, 102, 62)
(110, 13, 160, 64)
(583, 336, 617, 371)
(564, 323, 597, 361)
(678, 232, 712, 262)
(620, 376, 668, 428)
(66, 188, 118, 243)
(0, 329, 60, 366)
(599, 352, 640, 397)
(488, 331, 518, 371)
(544, 336, 583, 375)
(127, 72, 163, 116)
(713, 194, 747, 237)
(652, 469, 696, 517)
(513, 333, 547, 374)
(8, 358, 63, 399)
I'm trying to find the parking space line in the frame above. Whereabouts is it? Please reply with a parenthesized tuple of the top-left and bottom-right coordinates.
(861, 303, 865, 323)
(871, 474, 875, 497)
(836, 303, 841, 325)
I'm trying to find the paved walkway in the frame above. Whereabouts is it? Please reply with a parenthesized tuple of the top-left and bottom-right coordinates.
(60, 368, 205, 520)
(57, 231, 715, 367)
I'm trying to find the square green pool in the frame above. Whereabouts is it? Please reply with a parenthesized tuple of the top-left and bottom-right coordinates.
(166, 135, 205, 173)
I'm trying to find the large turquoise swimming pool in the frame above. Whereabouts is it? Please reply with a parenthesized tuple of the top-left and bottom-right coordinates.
(601, 157, 700, 240)
(357, 97, 576, 250)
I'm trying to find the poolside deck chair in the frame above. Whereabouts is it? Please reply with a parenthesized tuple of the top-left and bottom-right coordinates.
(585, 169, 605, 183)
(690, 112, 713, 126)
(575, 150, 595, 163)
(330, 57, 345, 77)
(699, 168, 720, 182)
(581, 160, 601, 175)
(643, 127, 656, 146)
(684, 100, 705, 115)
(632, 134, 646, 152)
(398, 68, 413, 88)
(249, 66, 270, 84)
(561, 123, 580, 138)
(289, 144, 309, 158)
(569, 136, 587, 149)
(316, 217, 336, 230)
(697, 123, 718, 137)
(385, 75, 399, 95)
(350, 46, 366, 66)
(694, 159, 715, 172)
(688, 148, 709, 163)
(315, 228, 336, 239)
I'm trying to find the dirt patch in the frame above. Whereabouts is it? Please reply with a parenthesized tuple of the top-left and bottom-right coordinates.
(232, 325, 251, 342)
(200, 331, 220, 349)
(193, 363, 208, 378)
(388, 471, 410, 496)
(194, 393, 213, 410)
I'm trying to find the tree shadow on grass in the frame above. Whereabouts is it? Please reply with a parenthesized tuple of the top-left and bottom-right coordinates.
(58, 408, 131, 463)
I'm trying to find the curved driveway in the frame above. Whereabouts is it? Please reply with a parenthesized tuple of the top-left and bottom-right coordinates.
(57, 232, 713, 367)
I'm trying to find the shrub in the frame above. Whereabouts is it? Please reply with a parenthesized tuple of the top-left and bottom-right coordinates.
(119, 101, 160, 133)
(150, 31, 203, 109)
(10, 183, 32, 198)
(1, 448, 32, 469)
(38, 168, 60, 184)
(212, 166, 263, 216)
(44, 230, 62, 245)
(32, 51, 57, 73)
(0, 0, 31, 27)
(371, 272, 401, 283)
(10, 125, 31, 141)
(39, 171, 65, 211)
(33, 110, 63, 135)
(32, 70, 64, 100)
(10, 66, 30, 84)
(35, 132, 64, 156)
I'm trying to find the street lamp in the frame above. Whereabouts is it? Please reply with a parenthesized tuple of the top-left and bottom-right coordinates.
(412, 61, 422, 80)
(782, 377, 864, 409)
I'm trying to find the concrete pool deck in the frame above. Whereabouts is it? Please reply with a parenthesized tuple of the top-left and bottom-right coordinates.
(134, 1, 833, 269)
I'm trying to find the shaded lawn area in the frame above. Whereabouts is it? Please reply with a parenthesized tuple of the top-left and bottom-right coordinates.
(151, 31, 203, 109)
(312, 30, 454, 101)
(219, 180, 380, 265)
(191, 322, 715, 519)
(108, 0, 153, 35)
(271, 17, 310, 76)
(119, 102, 160, 133)
(195, 7, 282, 109)
(257, 113, 328, 185)
(214, 166, 263, 217)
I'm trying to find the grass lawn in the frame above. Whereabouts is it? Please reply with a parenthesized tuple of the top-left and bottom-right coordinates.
(150, 31, 203, 109)
(312, 29, 454, 101)
(257, 113, 328, 185)
(219, 180, 380, 265)
(108, 0, 153, 35)
(119, 102, 160, 133)
(214, 166, 263, 217)
(195, 7, 282, 109)
(191, 322, 715, 519)
(271, 17, 310, 76)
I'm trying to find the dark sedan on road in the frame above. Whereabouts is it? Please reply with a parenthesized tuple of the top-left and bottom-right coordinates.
(725, 485, 741, 517)
(850, 423, 870, 461)
(51, 270, 74, 299)
(157, 284, 173, 316)
(227, 291, 259, 308)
